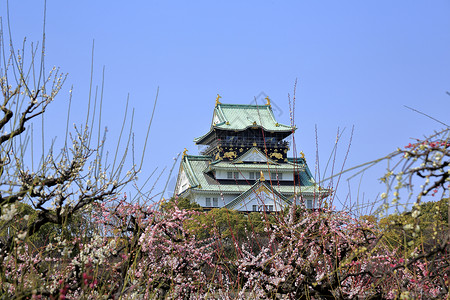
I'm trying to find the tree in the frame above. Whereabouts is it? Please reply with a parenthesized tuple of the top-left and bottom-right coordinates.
(0, 14, 152, 297)
(379, 197, 448, 255)
(346, 126, 450, 298)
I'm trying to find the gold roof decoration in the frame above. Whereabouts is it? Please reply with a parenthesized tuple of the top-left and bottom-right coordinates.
(260, 171, 265, 181)
(215, 94, 222, 106)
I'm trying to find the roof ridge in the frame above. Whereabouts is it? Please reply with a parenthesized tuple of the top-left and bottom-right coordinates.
(184, 154, 212, 159)
(217, 103, 270, 108)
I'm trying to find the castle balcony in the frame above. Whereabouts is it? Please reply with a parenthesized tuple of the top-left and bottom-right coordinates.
(199, 138, 289, 155)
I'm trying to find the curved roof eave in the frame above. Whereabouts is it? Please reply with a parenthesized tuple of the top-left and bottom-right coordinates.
(194, 125, 295, 145)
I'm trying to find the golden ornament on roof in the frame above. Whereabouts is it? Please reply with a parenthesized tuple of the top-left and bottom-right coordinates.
(265, 96, 271, 106)
(215, 94, 222, 106)
(300, 151, 305, 160)
(260, 171, 265, 181)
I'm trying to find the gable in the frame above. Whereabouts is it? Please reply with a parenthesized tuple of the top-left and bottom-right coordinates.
(212, 112, 221, 126)
(228, 184, 287, 211)
(233, 147, 278, 164)
(175, 167, 190, 195)
(225, 181, 291, 211)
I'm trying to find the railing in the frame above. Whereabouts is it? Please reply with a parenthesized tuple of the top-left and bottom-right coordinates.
(201, 139, 289, 155)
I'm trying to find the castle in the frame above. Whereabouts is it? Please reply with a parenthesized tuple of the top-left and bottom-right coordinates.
(174, 96, 327, 212)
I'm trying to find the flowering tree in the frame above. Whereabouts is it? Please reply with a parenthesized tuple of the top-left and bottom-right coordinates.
(0, 17, 148, 297)
(375, 128, 450, 298)
(226, 120, 450, 299)
(234, 204, 448, 299)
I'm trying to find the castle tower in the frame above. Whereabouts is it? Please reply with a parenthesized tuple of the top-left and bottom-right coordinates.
(174, 97, 328, 212)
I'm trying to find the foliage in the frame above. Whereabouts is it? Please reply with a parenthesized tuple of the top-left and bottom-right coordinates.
(379, 198, 448, 255)
(245, 206, 448, 299)
(160, 197, 203, 212)
(2, 197, 446, 299)
(0, 202, 89, 251)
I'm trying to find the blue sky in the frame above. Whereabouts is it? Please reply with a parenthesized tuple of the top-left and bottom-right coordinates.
(3, 1, 450, 214)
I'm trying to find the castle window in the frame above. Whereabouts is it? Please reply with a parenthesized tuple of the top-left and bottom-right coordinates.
(306, 199, 313, 209)
(227, 172, 233, 179)
(252, 205, 258, 211)
(268, 205, 274, 211)
(271, 172, 282, 180)
(249, 172, 260, 180)
(206, 197, 211, 207)
(213, 197, 218, 207)
(234, 172, 239, 179)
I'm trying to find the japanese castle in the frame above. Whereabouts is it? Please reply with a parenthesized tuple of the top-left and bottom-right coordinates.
(174, 96, 327, 212)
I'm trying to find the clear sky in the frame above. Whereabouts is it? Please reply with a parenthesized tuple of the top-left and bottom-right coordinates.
(2, 1, 450, 214)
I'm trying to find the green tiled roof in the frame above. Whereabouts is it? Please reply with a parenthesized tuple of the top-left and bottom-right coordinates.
(179, 155, 326, 198)
(194, 103, 294, 143)
(180, 155, 210, 188)
(288, 157, 315, 183)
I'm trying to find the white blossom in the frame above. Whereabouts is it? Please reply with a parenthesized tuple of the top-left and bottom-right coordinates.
(17, 231, 27, 240)
(411, 210, 420, 219)
(403, 224, 413, 231)
(0, 204, 17, 222)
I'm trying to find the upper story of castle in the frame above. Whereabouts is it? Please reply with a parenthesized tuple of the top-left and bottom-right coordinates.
(194, 96, 296, 162)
